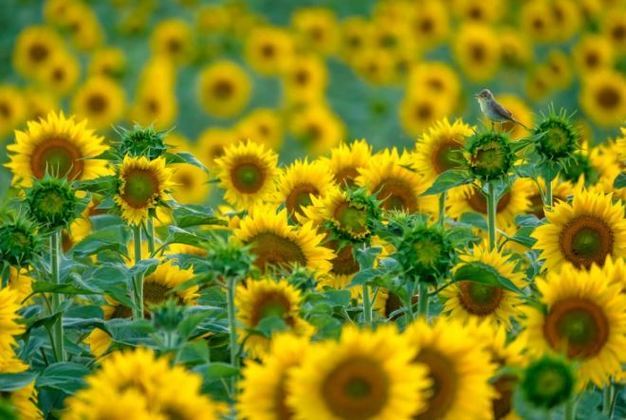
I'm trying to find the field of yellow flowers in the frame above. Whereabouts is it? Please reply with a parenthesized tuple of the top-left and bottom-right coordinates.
(0, 0, 625, 419)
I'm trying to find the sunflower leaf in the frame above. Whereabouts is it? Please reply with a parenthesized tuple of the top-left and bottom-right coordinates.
(614, 172, 626, 189)
(36, 362, 90, 394)
(173, 204, 227, 228)
(453, 261, 522, 294)
(0, 372, 37, 392)
(422, 169, 473, 195)
(165, 152, 207, 171)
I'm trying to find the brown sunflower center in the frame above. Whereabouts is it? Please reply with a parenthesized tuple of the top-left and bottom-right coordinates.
(0, 102, 11, 119)
(294, 69, 310, 86)
(415, 348, 458, 419)
(492, 374, 517, 419)
(329, 241, 359, 276)
(415, 103, 433, 121)
(143, 282, 171, 306)
(433, 141, 462, 174)
(611, 25, 625, 42)
(167, 38, 181, 53)
(585, 51, 599, 68)
(426, 78, 444, 92)
(261, 43, 275, 58)
(146, 98, 160, 114)
(274, 375, 293, 420)
(52, 67, 66, 82)
(596, 86, 620, 109)
(375, 178, 417, 212)
(248, 232, 307, 270)
(559, 215, 613, 268)
(285, 183, 318, 215)
(457, 281, 504, 316)
(335, 166, 360, 187)
(543, 297, 609, 358)
(467, 189, 511, 215)
(212, 79, 234, 99)
(122, 168, 161, 209)
(176, 172, 193, 190)
(86, 93, 108, 114)
(322, 357, 389, 419)
(532, 17, 545, 31)
(250, 291, 293, 326)
(418, 17, 434, 34)
(468, 6, 483, 20)
(230, 160, 266, 194)
(31, 138, 84, 179)
(29, 43, 49, 63)
(470, 44, 486, 63)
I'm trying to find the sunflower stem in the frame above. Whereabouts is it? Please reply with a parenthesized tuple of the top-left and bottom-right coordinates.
(417, 282, 429, 319)
(544, 178, 553, 212)
(603, 385, 614, 415)
(438, 192, 446, 227)
(50, 230, 65, 362)
(486, 181, 498, 251)
(362, 284, 373, 326)
(564, 397, 576, 420)
(146, 217, 155, 256)
(132, 225, 144, 320)
(226, 274, 239, 394)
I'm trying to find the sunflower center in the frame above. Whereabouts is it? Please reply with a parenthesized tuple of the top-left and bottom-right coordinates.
(0, 102, 11, 119)
(560, 215, 613, 268)
(122, 169, 160, 209)
(334, 203, 368, 236)
(335, 166, 360, 187)
(294, 70, 310, 86)
(375, 178, 417, 212)
(52, 67, 66, 82)
(414, 238, 443, 267)
(433, 141, 462, 174)
(329, 241, 359, 276)
(87, 93, 108, 113)
(596, 86, 620, 109)
(286, 184, 318, 215)
(543, 297, 609, 358)
(468, 6, 483, 20)
(274, 375, 293, 420)
(177, 173, 193, 190)
(458, 281, 504, 316)
(543, 126, 571, 155)
(470, 44, 486, 63)
(143, 282, 171, 306)
(471, 141, 508, 175)
(532, 18, 545, 31)
(492, 375, 517, 419)
(261, 43, 275, 58)
(467, 189, 511, 214)
(585, 52, 599, 68)
(250, 291, 293, 326)
(322, 357, 389, 419)
(415, 348, 458, 419)
(611, 25, 625, 42)
(146, 98, 160, 114)
(212, 79, 234, 99)
(249, 232, 307, 271)
(415, 103, 432, 121)
(167, 38, 181, 53)
(29, 43, 49, 62)
(31, 139, 84, 179)
(231, 161, 266, 194)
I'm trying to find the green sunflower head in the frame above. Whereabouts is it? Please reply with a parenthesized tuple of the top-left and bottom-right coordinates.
(117, 125, 168, 160)
(326, 187, 382, 244)
(465, 131, 514, 181)
(560, 152, 599, 186)
(0, 217, 42, 267)
(25, 176, 79, 229)
(520, 355, 576, 409)
(534, 108, 579, 160)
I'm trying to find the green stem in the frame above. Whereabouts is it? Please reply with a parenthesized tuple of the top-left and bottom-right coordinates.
(50, 230, 65, 362)
(417, 282, 429, 319)
(486, 182, 498, 251)
(226, 275, 238, 394)
(362, 284, 373, 326)
(438, 192, 446, 227)
(544, 178, 553, 213)
(602, 385, 613, 416)
(564, 398, 576, 420)
(146, 217, 155, 256)
(132, 225, 144, 320)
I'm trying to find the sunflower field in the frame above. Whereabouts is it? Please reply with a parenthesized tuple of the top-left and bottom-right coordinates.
(0, 0, 626, 419)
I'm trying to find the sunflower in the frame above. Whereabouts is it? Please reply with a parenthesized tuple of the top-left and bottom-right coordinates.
(357, 149, 435, 214)
(61, 215, 92, 252)
(441, 244, 527, 327)
(12, 25, 63, 79)
(453, 0, 504, 23)
(321, 139, 372, 188)
(407, 0, 449, 50)
(281, 54, 328, 106)
(245, 26, 295, 75)
(171, 163, 210, 205)
(338, 17, 373, 62)
(550, 0, 581, 42)
(499, 28, 533, 68)
(0, 86, 26, 138)
(453, 24, 500, 82)
(525, 66, 554, 102)
(448, 179, 532, 228)
(289, 104, 345, 155)
(239, 333, 310, 419)
(131, 87, 178, 130)
(22, 89, 57, 123)
(580, 70, 626, 127)
(399, 93, 451, 137)
(351, 48, 396, 86)
(407, 62, 461, 109)
(215, 140, 278, 210)
(404, 318, 496, 419)
(37, 51, 80, 96)
(89, 47, 126, 78)
(573, 34, 614, 75)
(544, 50, 573, 90)
(526, 178, 574, 219)
(520, 0, 555, 42)
(275, 159, 336, 218)
(532, 189, 626, 272)
(371, 17, 416, 57)
(486, 95, 533, 140)
(603, 8, 626, 54)
(7, 267, 34, 303)
(413, 117, 474, 186)
(150, 18, 194, 65)
(288, 326, 430, 420)
(6, 111, 109, 187)
(64, 386, 152, 420)
(114, 156, 173, 226)
(523, 264, 626, 387)
(72, 76, 126, 130)
(291, 7, 339, 55)
(234, 204, 334, 275)
(235, 108, 284, 151)
(236, 278, 313, 358)
(0, 288, 24, 352)
(198, 60, 251, 119)
(61, 2, 103, 51)
(0, 353, 41, 420)
(195, 127, 239, 168)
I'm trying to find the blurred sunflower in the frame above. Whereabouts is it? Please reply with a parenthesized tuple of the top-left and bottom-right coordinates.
(453, 24, 500, 82)
(520, 0, 555, 42)
(404, 318, 496, 419)
(525, 66, 554, 101)
(573, 34, 614, 75)
(453, 0, 504, 23)
(281, 54, 327, 106)
(441, 244, 527, 326)
(234, 204, 333, 274)
(195, 127, 239, 168)
(544, 50, 573, 90)
(275, 159, 335, 218)
(524, 264, 626, 387)
(150, 18, 194, 65)
(12, 25, 63, 79)
(245, 26, 295, 75)
(0, 288, 25, 352)
(131, 87, 178, 130)
(407, 0, 449, 50)
(0, 86, 26, 138)
(239, 334, 310, 419)
(0, 353, 41, 420)
(61, 215, 92, 252)
(235, 108, 284, 151)
(22, 89, 57, 122)
(549, 0, 581, 42)
(288, 326, 430, 420)
(371, 17, 416, 57)
(399, 93, 451, 136)
(532, 189, 626, 271)
(89, 47, 126, 78)
(499, 28, 533, 68)
(37, 51, 80, 96)
(198, 60, 252, 118)
(72, 76, 126, 130)
(236, 278, 313, 358)
(291, 7, 339, 55)
(352, 48, 396, 86)
(5, 111, 109, 186)
(61, 1, 103, 51)
(322, 139, 372, 188)
(338, 17, 373, 62)
(170, 163, 210, 205)
(114, 156, 173, 226)
(603, 8, 626, 54)
(215, 140, 278, 210)
(289, 104, 344, 155)
(6, 267, 34, 303)
(580, 70, 626, 127)
(407, 62, 461, 108)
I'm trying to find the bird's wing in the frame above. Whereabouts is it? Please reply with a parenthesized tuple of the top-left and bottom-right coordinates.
(492, 100, 513, 119)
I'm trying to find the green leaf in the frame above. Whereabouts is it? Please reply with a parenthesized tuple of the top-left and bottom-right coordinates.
(422, 170, 472, 196)
(354, 245, 381, 269)
(173, 205, 227, 228)
(165, 152, 208, 170)
(0, 372, 37, 392)
(73, 225, 128, 257)
(255, 315, 288, 337)
(350, 268, 380, 286)
(32, 281, 99, 295)
(198, 362, 239, 380)
(130, 258, 160, 278)
(459, 212, 488, 231)
(614, 172, 626, 189)
(75, 175, 117, 194)
(88, 264, 133, 307)
(509, 226, 537, 248)
(322, 289, 351, 307)
(453, 261, 523, 294)
(36, 362, 90, 394)
(164, 226, 209, 248)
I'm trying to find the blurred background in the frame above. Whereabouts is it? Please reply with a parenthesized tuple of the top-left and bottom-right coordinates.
(1, 0, 625, 198)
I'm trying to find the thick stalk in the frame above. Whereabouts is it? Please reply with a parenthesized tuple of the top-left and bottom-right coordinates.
(226, 275, 238, 393)
(544, 178, 553, 213)
(486, 182, 498, 250)
(417, 282, 429, 319)
(438, 192, 446, 227)
(146, 217, 155, 256)
(362, 284, 373, 325)
(50, 230, 65, 362)
(132, 225, 144, 320)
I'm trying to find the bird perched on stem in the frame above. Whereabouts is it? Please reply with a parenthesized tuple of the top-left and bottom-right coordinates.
(475, 89, 529, 131)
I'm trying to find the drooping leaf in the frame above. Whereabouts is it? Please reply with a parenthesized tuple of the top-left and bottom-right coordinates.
(453, 261, 523, 293)
(36, 362, 90, 394)
(173, 205, 227, 228)
(0, 372, 37, 392)
(422, 170, 472, 196)
(614, 172, 626, 189)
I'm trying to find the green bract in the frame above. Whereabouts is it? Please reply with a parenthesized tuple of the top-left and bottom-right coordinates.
(534, 109, 579, 160)
(25, 177, 79, 229)
(465, 132, 514, 181)
(520, 355, 576, 409)
(117, 125, 168, 160)
(0, 218, 41, 267)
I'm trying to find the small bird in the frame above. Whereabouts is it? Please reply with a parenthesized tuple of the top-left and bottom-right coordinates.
(474, 89, 529, 131)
